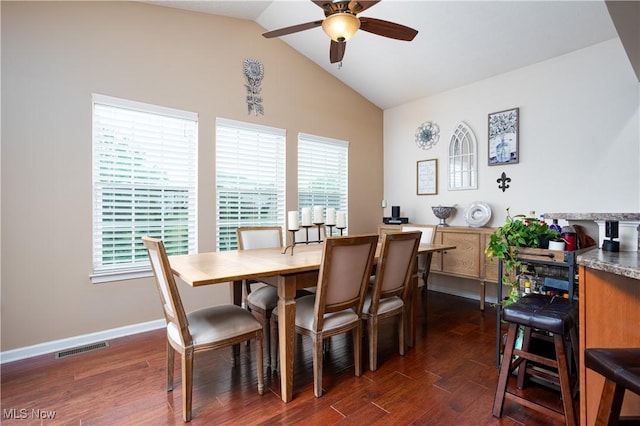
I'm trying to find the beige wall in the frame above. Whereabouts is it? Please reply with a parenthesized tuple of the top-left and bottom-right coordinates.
(1, 2, 383, 351)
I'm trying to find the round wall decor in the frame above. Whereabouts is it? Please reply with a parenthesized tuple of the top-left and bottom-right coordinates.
(415, 121, 440, 150)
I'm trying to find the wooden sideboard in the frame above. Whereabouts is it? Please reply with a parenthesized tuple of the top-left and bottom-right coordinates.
(379, 224, 498, 310)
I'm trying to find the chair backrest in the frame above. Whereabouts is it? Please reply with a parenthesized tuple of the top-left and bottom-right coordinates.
(237, 226, 283, 250)
(312, 234, 379, 331)
(402, 224, 437, 244)
(142, 236, 192, 347)
(369, 231, 422, 314)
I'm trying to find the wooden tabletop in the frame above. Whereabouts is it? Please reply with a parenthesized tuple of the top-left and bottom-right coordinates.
(170, 242, 456, 287)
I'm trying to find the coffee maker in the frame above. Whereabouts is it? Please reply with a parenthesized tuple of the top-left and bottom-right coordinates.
(602, 220, 620, 252)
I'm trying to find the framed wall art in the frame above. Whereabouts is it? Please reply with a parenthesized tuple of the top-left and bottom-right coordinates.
(417, 159, 438, 195)
(488, 107, 519, 165)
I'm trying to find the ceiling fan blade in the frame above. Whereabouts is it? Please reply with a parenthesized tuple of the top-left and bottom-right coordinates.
(348, 1, 380, 14)
(330, 40, 346, 63)
(262, 20, 323, 38)
(359, 17, 418, 41)
(311, 1, 334, 14)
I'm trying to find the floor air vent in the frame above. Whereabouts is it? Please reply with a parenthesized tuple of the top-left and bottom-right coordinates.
(55, 341, 109, 359)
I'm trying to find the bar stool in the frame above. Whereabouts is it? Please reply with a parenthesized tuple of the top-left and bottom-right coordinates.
(584, 348, 640, 425)
(493, 294, 579, 425)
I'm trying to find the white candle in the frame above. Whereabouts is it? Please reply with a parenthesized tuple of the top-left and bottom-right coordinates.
(325, 208, 336, 225)
(313, 206, 324, 224)
(287, 211, 299, 231)
(336, 211, 346, 228)
(301, 207, 312, 226)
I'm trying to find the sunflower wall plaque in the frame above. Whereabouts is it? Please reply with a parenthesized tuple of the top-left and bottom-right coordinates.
(243, 58, 264, 116)
(415, 121, 440, 150)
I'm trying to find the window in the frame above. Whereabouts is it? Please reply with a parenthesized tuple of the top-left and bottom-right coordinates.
(92, 94, 198, 283)
(216, 118, 286, 251)
(298, 133, 348, 233)
(448, 122, 477, 190)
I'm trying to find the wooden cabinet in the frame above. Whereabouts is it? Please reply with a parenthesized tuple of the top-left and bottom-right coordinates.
(482, 232, 499, 284)
(431, 226, 496, 310)
(380, 224, 497, 310)
(579, 263, 640, 425)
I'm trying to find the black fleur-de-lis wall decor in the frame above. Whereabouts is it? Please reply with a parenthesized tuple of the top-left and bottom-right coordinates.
(497, 172, 511, 192)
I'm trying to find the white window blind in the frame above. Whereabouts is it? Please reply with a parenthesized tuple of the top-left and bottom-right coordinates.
(92, 94, 198, 283)
(216, 118, 286, 251)
(298, 133, 348, 231)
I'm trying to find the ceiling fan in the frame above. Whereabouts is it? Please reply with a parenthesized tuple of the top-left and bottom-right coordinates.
(262, 0, 418, 64)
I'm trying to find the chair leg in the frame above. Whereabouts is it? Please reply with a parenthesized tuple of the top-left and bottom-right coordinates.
(493, 322, 519, 418)
(167, 341, 175, 391)
(255, 332, 264, 395)
(516, 326, 532, 389)
(595, 379, 626, 426)
(270, 315, 278, 372)
(353, 324, 362, 377)
(312, 334, 324, 397)
(368, 316, 378, 372)
(569, 324, 580, 378)
(554, 333, 577, 426)
(399, 309, 406, 357)
(421, 285, 428, 318)
(182, 348, 194, 423)
(261, 311, 272, 370)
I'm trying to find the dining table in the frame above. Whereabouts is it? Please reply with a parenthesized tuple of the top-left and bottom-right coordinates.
(169, 238, 455, 403)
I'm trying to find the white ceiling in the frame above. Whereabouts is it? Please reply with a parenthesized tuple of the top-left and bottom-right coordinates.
(146, 1, 619, 110)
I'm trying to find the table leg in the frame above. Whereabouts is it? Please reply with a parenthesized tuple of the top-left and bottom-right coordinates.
(277, 275, 297, 403)
(231, 280, 243, 306)
(231, 280, 243, 363)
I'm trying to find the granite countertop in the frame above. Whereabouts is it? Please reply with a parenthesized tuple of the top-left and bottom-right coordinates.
(544, 213, 640, 221)
(577, 248, 640, 281)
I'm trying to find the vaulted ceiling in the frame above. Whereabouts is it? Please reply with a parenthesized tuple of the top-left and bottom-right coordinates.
(145, 1, 623, 110)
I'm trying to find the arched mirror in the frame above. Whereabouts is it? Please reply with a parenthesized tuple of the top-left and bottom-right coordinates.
(448, 122, 477, 190)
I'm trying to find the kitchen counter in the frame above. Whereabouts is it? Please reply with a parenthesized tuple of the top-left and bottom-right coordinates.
(577, 248, 640, 281)
(577, 248, 640, 425)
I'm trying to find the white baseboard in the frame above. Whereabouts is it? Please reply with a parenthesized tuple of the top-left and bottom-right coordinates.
(0, 319, 165, 364)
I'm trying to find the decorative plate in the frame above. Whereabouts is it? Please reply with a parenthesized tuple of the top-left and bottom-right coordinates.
(464, 201, 492, 227)
(415, 122, 440, 150)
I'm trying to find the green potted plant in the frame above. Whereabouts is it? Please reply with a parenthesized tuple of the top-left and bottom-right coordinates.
(484, 209, 559, 305)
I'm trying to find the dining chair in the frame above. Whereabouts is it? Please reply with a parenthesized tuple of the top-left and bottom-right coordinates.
(272, 234, 379, 397)
(401, 224, 437, 315)
(363, 230, 421, 371)
(142, 236, 264, 422)
(236, 226, 283, 369)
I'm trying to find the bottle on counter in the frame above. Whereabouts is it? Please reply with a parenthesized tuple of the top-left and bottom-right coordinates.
(549, 219, 562, 234)
(561, 225, 578, 251)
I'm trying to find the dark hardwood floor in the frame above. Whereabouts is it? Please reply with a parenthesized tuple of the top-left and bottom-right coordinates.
(1, 291, 566, 425)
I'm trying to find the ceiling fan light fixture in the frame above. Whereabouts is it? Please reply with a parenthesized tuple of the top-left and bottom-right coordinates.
(322, 12, 360, 42)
